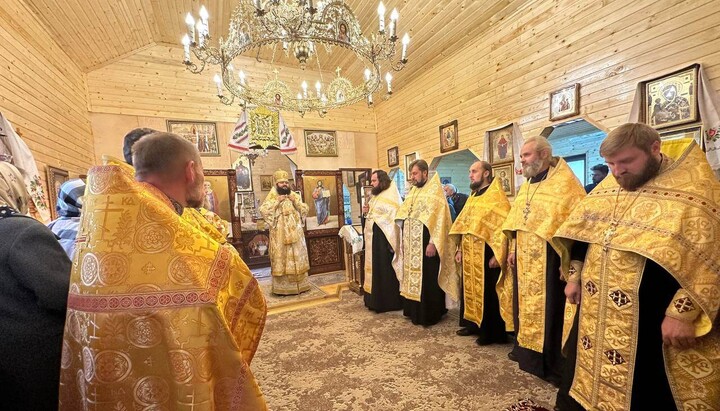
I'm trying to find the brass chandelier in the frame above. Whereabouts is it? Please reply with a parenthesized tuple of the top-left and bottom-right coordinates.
(182, 0, 410, 117)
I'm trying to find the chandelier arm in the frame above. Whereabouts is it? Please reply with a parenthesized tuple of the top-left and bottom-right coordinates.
(184, 59, 206, 74)
(390, 60, 406, 72)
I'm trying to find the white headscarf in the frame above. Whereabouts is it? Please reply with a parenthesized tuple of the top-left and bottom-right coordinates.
(0, 112, 51, 221)
(0, 161, 30, 214)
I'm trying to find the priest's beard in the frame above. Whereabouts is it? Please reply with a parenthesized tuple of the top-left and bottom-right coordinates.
(276, 185, 291, 195)
(522, 158, 545, 178)
(616, 155, 662, 191)
(371, 185, 384, 196)
(470, 178, 490, 191)
(187, 174, 205, 208)
(412, 177, 427, 188)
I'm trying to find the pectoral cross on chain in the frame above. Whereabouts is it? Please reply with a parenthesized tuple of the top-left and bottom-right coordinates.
(523, 203, 531, 223)
(602, 222, 618, 251)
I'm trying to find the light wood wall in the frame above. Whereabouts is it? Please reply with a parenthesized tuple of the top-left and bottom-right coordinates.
(90, 113, 378, 172)
(86, 45, 377, 132)
(0, 0, 94, 178)
(373, 0, 720, 169)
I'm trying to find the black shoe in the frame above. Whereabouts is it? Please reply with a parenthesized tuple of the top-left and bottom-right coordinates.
(507, 351, 518, 362)
(475, 336, 492, 346)
(456, 328, 473, 336)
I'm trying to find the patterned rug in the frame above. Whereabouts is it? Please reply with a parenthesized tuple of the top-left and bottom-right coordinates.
(257, 271, 348, 310)
(253, 294, 557, 410)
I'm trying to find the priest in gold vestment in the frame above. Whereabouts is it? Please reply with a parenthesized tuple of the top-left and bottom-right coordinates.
(362, 170, 404, 312)
(259, 169, 311, 295)
(502, 136, 585, 385)
(554, 123, 720, 411)
(450, 161, 513, 345)
(395, 159, 459, 326)
(59, 132, 267, 410)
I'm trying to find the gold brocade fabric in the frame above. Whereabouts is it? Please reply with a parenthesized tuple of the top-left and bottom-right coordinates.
(259, 188, 310, 294)
(515, 231, 548, 352)
(395, 174, 459, 302)
(102, 155, 231, 242)
(449, 178, 513, 331)
(554, 143, 720, 410)
(502, 158, 585, 353)
(249, 106, 281, 149)
(502, 158, 586, 278)
(184, 207, 229, 242)
(661, 137, 694, 161)
(363, 182, 403, 294)
(59, 165, 268, 411)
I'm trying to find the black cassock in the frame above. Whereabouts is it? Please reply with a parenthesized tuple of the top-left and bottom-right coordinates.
(403, 226, 447, 326)
(363, 222, 403, 313)
(510, 243, 566, 386)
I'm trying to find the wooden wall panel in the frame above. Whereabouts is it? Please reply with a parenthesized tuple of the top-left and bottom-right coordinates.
(0, 0, 94, 178)
(86, 45, 378, 134)
(89, 113, 378, 172)
(373, 0, 720, 169)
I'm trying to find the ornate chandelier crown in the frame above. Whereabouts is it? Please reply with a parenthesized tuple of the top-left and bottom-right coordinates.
(182, 0, 410, 117)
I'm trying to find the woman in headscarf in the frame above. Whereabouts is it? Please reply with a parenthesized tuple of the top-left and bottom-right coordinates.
(47, 178, 86, 257)
(0, 161, 71, 409)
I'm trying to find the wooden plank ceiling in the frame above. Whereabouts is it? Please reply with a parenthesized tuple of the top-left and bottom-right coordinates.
(23, 0, 526, 90)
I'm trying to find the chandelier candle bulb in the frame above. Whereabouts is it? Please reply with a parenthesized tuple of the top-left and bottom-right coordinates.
(185, 13, 196, 44)
(377, 2, 386, 33)
(301, 80, 308, 97)
(182, 35, 191, 62)
(199, 6, 209, 25)
(213, 74, 223, 96)
(254, 0, 262, 10)
(315, 81, 321, 95)
(401, 33, 410, 61)
(390, 8, 399, 40)
(367, 93, 373, 106)
(297, 92, 303, 100)
(197, 21, 206, 47)
(385, 72, 392, 93)
(239, 70, 246, 86)
(364, 68, 371, 82)
(198, 6, 209, 39)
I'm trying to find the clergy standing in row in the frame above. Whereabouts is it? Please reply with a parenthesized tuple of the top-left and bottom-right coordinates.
(259, 169, 311, 295)
(362, 170, 404, 312)
(555, 123, 720, 410)
(502, 136, 585, 385)
(395, 159, 459, 326)
(451, 161, 513, 345)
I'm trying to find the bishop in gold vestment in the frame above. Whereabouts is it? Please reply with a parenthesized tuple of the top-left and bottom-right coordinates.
(554, 124, 720, 411)
(59, 133, 267, 410)
(502, 136, 585, 385)
(363, 171, 404, 312)
(395, 160, 459, 326)
(259, 169, 311, 295)
(450, 162, 513, 345)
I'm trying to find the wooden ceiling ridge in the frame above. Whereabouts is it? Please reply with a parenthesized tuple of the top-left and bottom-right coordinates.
(21, 0, 533, 77)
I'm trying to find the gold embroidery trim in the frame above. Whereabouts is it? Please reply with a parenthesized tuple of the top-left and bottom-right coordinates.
(515, 231, 546, 353)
